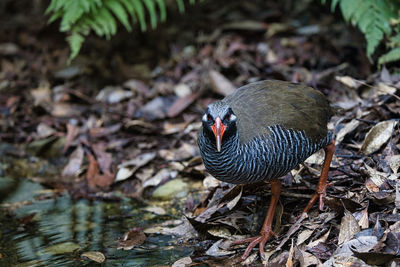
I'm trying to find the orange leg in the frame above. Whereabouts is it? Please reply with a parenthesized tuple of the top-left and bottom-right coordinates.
(232, 179, 281, 260)
(302, 140, 335, 214)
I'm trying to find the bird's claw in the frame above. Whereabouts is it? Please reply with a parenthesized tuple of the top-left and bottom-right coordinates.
(232, 229, 276, 260)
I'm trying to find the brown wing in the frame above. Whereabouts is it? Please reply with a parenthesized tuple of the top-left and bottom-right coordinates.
(224, 80, 332, 144)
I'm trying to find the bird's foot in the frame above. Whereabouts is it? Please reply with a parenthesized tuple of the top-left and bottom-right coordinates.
(316, 181, 333, 210)
(232, 228, 277, 260)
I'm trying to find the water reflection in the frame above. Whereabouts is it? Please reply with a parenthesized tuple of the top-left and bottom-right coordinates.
(0, 180, 192, 266)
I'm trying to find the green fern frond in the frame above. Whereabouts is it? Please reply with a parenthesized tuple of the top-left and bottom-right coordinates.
(46, 0, 199, 62)
(378, 47, 400, 65)
(67, 32, 84, 64)
(323, 0, 399, 63)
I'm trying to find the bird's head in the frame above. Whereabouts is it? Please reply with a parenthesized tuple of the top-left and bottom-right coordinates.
(202, 101, 237, 152)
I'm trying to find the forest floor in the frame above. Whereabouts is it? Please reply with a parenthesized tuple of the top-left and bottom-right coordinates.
(0, 0, 399, 266)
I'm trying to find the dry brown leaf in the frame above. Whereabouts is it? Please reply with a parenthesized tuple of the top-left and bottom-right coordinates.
(205, 239, 235, 257)
(96, 86, 133, 104)
(338, 210, 360, 245)
(358, 207, 369, 229)
(307, 228, 331, 249)
(335, 76, 362, 89)
(81, 251, 105, 263)
(335, 119, 360, 144)
(86, 153, 115, 189)
(31, 82, 51, 107)
(62, 146, 84, 177)
(388, 155, 400, 174)
(364, 164, 388, 193)
(361, 120, 397, 155)
(209, 70, 236, 96)
(167, 90, 202, 118)
(37, 123, 56, 138)
(172, 256, 192, 267)
(117, 227, 146, 250)
(115, 152, 156, 182)
(286, 240, 295, 267)
(226, 186, 242, 210)
(143, 206, 166, 215)
(296, 229, 314, 246)
(63, 122, 79, 153)
(207, 227, 232, 239)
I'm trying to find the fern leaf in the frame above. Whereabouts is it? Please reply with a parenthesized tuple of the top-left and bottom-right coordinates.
(142, 0, 158, 29)
(330, 0, 340, 11)
(89, 5, 117, 38)
(339, 0, 357, 23)
(130, 0, 148, 31)
(60, 0, 85, 31)
(365, 23, 384, 57)
(378, 47, 400, 65)
(105, 0, 132, 31)
(155, 0, 167, 22)
(67, 32, 84, 64)
(176, 0, 185, 13)
(45, 0, 65, 14)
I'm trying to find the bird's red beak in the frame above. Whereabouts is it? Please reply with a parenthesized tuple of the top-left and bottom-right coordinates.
(211, 117, 226, 152)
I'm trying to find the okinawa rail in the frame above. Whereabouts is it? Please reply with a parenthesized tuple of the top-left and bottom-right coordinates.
(198, 80, 335, 260)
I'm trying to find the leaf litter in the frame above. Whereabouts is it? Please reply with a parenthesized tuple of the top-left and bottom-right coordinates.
(1, 0, 400, 266)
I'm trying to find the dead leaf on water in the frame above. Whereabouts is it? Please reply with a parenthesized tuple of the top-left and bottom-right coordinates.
(143, 206, 166, 215)
(172, 256, 192, 267)
(81, 251, 105, 263)
(361, 120, 397, 155)
(39, 241, 81, 255)
(117, 227, 146, 250)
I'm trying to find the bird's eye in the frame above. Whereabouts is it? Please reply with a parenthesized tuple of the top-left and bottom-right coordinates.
(225, 114, 231, 121)
(207, 114, 213, 121)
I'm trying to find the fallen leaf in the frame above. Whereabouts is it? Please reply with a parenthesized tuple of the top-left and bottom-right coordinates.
(142, 169, 177, 188)
(335, 119, 360, 144)
(136, 96, 175, 120)
(205, 239, 235, 257)
(115, 152, 156, 182)
(39, 241, 80, 255)
(338, 210, 360, 245)
(174, 83, 192, 97)
(63, 122, 79, 152)
(361, 120, 397, 155)
(172, 256, 192, 267)
(51, 103, 85, 117)
(81, 251, 105, 263)
(86, 153, 115, 189)
(167, 90, 202, 118)
(31, 82, 51, 107)
(335, 76, 362, 89)
(143, 206, 166, 215)
(388, 155, 400, 174)
(96, 86, 133, 104)
(207, 227, 231, 239)
(37, 123, 56, 138)
(209, 70, 236, 96)
(286, 240, 295, 267)
(296, 229, 314, 246)
(152, 178, 188, 200)
(62, 145, 84, 177)
(117, 227, 146, 250)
